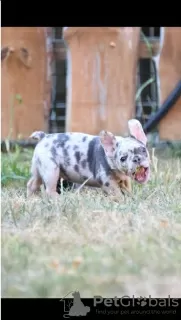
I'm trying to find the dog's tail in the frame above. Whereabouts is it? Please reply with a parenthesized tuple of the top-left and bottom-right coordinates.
(29, 131, 46, 141)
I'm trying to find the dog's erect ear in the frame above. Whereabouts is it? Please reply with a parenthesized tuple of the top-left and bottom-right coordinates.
(99, 130, 117, 157)
(128, 119, 147, 145)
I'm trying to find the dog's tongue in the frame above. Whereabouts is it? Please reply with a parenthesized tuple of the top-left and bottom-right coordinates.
(135, 167, 146, 182)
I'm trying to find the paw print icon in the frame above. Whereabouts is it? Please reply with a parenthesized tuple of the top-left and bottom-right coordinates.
(137, 297, 147, 307)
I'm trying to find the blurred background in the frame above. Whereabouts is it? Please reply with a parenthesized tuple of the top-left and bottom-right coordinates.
(2, 27, 181, 146)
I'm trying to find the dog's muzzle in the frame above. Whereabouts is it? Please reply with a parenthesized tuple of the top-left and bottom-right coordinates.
(132, 165, 150, 183)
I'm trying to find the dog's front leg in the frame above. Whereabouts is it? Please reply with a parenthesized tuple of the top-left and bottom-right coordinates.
(118, 177, 132, 195)
(101, 179, 125, 203)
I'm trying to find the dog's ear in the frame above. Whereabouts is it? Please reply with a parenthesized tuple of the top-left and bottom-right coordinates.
(128, 119, 147, 145)
(99, 130, 117, 157)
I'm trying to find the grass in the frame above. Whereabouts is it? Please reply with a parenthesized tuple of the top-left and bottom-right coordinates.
(1, 148, 181, 298)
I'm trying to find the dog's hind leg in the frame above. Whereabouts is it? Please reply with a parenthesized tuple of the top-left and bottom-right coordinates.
(27, 172, 42, 197)
(43, 165, 60, 198)
(27, 156, 43, 197)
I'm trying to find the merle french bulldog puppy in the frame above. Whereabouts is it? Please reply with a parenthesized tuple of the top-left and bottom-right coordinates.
(27, 119, 150, 198)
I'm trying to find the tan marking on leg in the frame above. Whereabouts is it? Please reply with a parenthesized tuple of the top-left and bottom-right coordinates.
(118, 177, 132, 194)
(111, 171, 132, 195)
(102, 178, 124, 203)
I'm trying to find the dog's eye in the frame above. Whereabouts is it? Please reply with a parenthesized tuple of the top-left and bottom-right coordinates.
(138, 146, 146, 152)
(120, 155, 127, 162)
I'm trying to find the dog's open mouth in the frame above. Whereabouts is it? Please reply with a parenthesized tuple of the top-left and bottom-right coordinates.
(132, 166, 149, 183)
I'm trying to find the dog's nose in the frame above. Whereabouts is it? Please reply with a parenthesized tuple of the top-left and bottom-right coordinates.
(133, 155, 141, 164)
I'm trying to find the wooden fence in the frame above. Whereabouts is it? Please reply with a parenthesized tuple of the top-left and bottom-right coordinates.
(1, 27, 181, 142)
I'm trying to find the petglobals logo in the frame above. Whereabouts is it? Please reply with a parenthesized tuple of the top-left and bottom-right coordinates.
(93, 295, 179, 308)
(60, 291, 90, 318)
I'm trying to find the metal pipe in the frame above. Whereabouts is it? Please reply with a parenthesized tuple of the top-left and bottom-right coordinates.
(143, 80, 181, 134)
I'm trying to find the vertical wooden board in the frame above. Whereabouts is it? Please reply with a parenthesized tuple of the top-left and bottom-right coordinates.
(1, 27, 47, 139)
(158, 27, 181, 140)
(64, 27, 140, 135)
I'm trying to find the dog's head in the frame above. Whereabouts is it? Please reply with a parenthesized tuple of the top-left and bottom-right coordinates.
(99, 119, 150, 184)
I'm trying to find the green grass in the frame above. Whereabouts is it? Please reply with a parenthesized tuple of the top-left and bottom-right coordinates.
(1, 148, 181, 298)
(1, 147, 32, 187)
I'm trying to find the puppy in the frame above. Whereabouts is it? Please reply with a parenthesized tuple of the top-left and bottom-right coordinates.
(27, 119, 150, 198)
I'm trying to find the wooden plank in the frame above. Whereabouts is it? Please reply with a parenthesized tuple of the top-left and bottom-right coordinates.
(1, 27, 48, 140)
(157, 27, 181, 140)
(63, 27, 141, 136)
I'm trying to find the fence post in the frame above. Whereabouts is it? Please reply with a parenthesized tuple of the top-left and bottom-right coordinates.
(1, 27, 47, 139)
(156, 27, 181, 140)
(63, 27, 140, 135)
